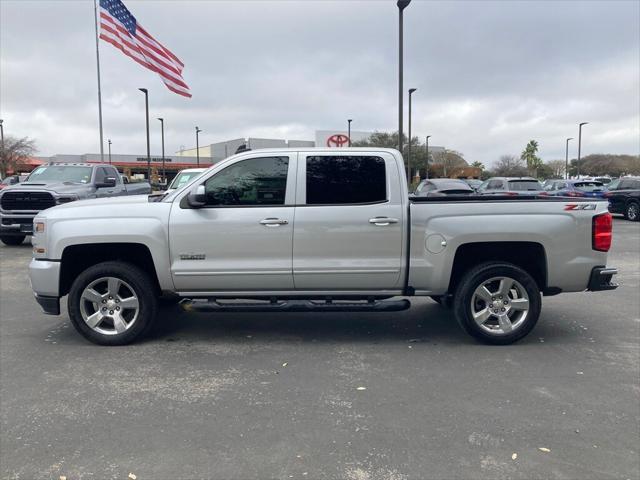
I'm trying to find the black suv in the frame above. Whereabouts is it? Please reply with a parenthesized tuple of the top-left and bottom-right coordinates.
(605, 177, 640, 221)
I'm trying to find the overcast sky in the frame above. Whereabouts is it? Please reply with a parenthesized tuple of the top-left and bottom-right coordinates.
(1, 0, 639, 165)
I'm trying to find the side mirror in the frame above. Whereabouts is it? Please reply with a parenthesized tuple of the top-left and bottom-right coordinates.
(97, 177, 117, 188)
(187, 185, 206, 208)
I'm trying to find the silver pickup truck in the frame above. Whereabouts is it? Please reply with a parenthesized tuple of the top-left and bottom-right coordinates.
(28, 148, 618, 345)
(0, 162, 151, 245)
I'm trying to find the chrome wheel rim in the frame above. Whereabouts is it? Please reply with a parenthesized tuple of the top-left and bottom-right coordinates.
(470, 276, 530, 335)
(79, 277, 140, 335)
(628, 204, 638, 221)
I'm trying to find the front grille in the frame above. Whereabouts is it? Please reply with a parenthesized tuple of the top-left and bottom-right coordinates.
(1, 191, 56, 211)
(2, 218, 33, 226)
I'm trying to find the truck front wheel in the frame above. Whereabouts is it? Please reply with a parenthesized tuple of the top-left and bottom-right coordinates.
(0, 235, 26, 246)
(453, 262, 541, 345)
(68, 261, 158, 345)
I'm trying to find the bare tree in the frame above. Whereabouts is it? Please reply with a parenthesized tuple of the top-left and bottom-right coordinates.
(0, 136, 37, 178)
(545, 159, 566, 179)
(493, 154, 528, 177)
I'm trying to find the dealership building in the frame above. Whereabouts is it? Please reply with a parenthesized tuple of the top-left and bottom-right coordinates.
(32, 130, 448, 182)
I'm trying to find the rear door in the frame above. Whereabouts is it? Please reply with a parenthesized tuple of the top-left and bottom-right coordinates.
(292, 152, 404, 290)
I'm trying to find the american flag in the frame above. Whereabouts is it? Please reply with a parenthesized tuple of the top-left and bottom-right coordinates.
(99, 0, 191, 98)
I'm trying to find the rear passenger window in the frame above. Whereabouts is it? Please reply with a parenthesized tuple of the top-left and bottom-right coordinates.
(306, 156, 386, 205)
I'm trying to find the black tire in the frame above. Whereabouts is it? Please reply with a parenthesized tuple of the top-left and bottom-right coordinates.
(625, 201, 639, 222)
(0, 235, 26, 246)
(453, 262, 541, 345)
(68, 261, 158, 345)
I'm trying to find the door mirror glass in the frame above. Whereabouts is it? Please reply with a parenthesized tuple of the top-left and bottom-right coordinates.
(96, 177, 117, 188)
(187, 185, 206, 208)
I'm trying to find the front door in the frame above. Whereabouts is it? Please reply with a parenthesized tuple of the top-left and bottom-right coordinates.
(292, 152, 404, 290)
(169, 154, 296, 292)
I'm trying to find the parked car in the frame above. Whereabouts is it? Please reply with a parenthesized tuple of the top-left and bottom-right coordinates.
(464, 179, 483, 191)
(477, 177, 543, 195)
(595, 177, 614, 185)
(28, 148, 617, 346)
(543, 180, 607, 198)
(604, 176, 640, 221)
(0, 163, 151, 245)
(0, 175, 20, 190)
(167, 168, 207, 191)
(413, 178, 474, 196)
(120, 175, 154, 195)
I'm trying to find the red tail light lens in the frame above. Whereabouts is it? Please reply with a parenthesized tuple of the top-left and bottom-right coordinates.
(592, 212, 612, 252)
(567, 191, 585, 197)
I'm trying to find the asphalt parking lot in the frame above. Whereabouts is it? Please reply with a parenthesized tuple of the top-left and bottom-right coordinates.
(1, 218, 638, 480)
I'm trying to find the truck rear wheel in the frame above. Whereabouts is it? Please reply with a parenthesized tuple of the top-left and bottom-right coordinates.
(68, 261, 158, 345)
(453, 262, 541, 345)
(0, 235, 26, 246)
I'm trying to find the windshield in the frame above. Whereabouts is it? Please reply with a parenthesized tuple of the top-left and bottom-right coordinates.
(574, 181, 604, 192)
(169, 171, 204, 190)
(508, 180, 542, 191)
(27, 165, 93, 184)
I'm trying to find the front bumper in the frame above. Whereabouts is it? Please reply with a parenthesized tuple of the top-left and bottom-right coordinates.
(0, 212, 36, 235)
(29, 259, 61, 296)
(587, 266, 618, 291)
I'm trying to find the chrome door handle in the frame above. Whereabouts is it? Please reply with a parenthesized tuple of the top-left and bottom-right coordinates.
(369, 217, 399, 226)
(260, 218, 289, 227)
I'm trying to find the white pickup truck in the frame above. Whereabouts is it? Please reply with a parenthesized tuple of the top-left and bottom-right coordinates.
(28, 148, 618, 345)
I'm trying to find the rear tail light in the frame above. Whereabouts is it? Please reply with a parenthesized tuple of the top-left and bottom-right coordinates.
(592, 212, 612, 252)
(603, 191, 612, 198)
(567, 191, 585, 197)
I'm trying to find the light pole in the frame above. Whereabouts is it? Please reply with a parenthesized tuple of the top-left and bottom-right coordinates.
(407, 87, 417, 180)
(397, 0, 411, 154)
(195, 126, 202, 167)
(108, 139, 112, 164)
(139, 88, 151, 181)
(565, 137, 573, 180)
(347, 119, 352, 147)
(0, 119, 4, 159)
(425, 135, 431, 179)
(157, 117, 165, 185)
(577, 122, 588, 178)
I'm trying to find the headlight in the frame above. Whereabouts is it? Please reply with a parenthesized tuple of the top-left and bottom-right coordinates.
(56, 196, 78, 204)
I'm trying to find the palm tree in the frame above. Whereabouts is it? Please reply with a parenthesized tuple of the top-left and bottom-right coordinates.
(521, 140, 543, 177)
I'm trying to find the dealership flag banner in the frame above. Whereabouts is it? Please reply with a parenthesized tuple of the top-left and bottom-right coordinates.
(98, 0, 191, 98)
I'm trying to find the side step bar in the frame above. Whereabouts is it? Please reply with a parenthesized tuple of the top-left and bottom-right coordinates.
(180, 298, 411, 313)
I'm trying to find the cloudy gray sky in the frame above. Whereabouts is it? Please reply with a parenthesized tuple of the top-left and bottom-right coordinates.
(1, 0, 639, 165)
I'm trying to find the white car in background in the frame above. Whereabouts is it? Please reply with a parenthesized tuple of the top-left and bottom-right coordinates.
(167, 168, 207, 191)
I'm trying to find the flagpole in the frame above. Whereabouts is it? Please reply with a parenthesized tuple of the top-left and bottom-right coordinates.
(93, 0, 104, 161)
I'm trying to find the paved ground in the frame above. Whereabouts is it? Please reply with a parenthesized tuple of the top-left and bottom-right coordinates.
(1, 218, 638, 480)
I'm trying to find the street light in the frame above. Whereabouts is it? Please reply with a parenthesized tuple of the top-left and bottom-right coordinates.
(425, 135, 431, 179)
(577, 122, 588, 178)
(195, 126, 202, 167)
(157, 117, 165, 186)
(565, 137, 573, 180)
(0, 119, 4, 159)
(139, 88, 151, 181)
(397, 0, 411, 154)
(407, 87, 417, 180)
(347, 119, 353, 147)
(108, 139, 112, 165)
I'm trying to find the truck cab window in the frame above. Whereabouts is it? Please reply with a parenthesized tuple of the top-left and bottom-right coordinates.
(203, 156, 288, 206)
(306, 155, 386, 205)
